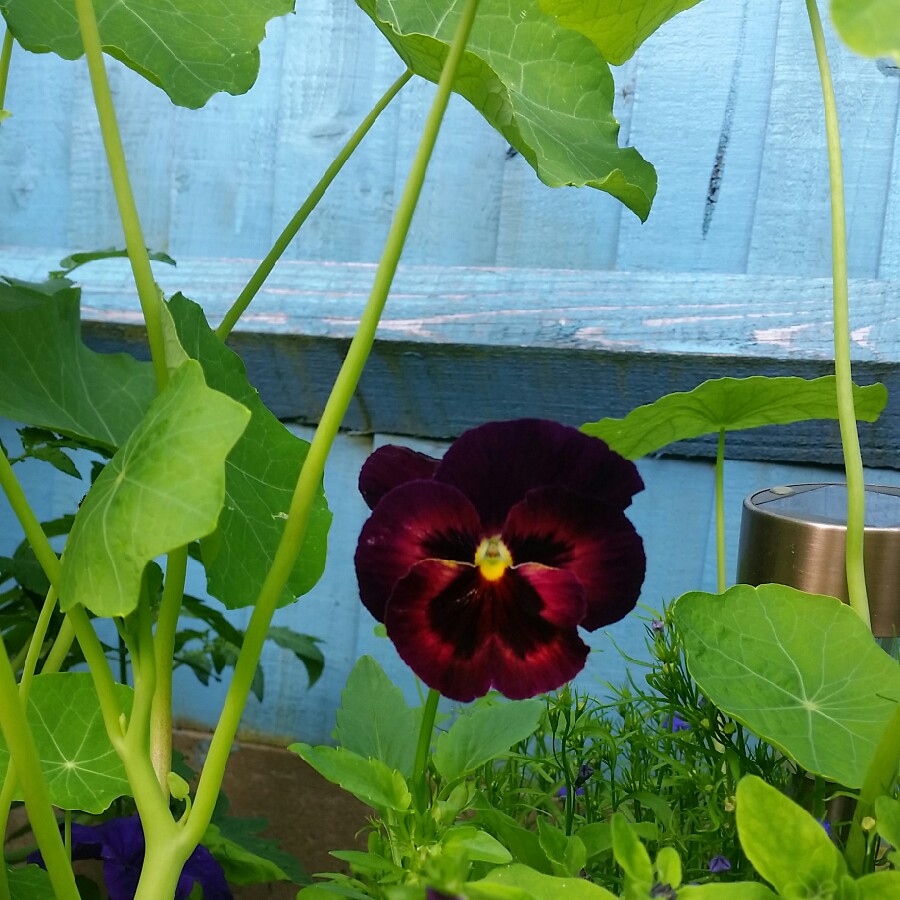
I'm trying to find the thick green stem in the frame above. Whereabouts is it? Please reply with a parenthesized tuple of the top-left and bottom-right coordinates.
(73, 0, 168, 391)
(715, 428, 726, 593)
(216, 68, 414, 340)
(805, 0, 870, 626)
(0, 28, 13, 115)
(412, 689, 442, 811)
(0, 586, 58, 889)
(844, 704, 900, 875)
(182, 0, 482, 854)
(0, 632, 79, 899)
(0, 451, 62, 588)
(150, 546, 189, 795)
(42, 617, 75, 674)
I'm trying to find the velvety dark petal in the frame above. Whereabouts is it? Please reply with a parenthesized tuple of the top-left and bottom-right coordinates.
(502, 487, 646, 631)
(177, 844, 233, 900)
(385, 559, 589, 702)
(355, 481, 482, 621)
(435, 419, 644, 530)
(358, 444, 440, 509)
(96, 816, 145, 900)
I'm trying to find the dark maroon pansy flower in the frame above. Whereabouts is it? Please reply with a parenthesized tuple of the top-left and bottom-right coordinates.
(355, 419, 646, 702)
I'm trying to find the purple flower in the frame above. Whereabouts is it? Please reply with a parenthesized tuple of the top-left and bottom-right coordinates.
(557, 785, 586, 798)
(662, 713, 690, 733)
(651, 619, 665, 633)
(708, 855, 732, 873)
(819, 818, 835, 840)
(355, 419, 646, 702)
(29, 815, 231, 899)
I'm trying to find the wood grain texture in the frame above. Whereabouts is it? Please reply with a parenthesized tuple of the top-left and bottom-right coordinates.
(2, 1, 897, 275)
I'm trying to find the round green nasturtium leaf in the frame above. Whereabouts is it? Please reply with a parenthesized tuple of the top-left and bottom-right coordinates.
(163, 294, 332, 609)
(60, 359, 250, 617)
(582, 376, 887, 460)
(357, 0, 657, 220)
(736, 776, 844, 897)
(0, 673, 133, 813)
(2, 0, 293, 109)
(831, 0, 900, 66)
(7, 864, 53, 899)
(0, 277, 155, 450)
(539, 0, 705, 66)
(674, 584, 900, 788)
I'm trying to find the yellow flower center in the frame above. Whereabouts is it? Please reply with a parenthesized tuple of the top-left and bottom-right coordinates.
(474, 535, 513, 582)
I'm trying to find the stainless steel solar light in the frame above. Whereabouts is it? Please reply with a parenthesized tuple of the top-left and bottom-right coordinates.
(736, 483, 900, 639)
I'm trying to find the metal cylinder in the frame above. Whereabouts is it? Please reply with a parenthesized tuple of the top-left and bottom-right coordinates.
(736, 483, 900, 637)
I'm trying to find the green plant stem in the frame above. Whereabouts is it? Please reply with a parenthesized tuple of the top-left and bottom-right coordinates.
(126, 593, 157, 754)
(150, 546, 189, 795)
(0, 451, 62, 588)
(42, 617, 75, 674)
(715, 428, 726, 593)
(805, 0, 870, 627)
(845, 704, 900, 875)
(0, 28, 13, 114)
(180, 0, 482, 862)
(73, 0, 168, 392)
(0, 586, 57, 895)
(216, 68, 414, 341)
(0, 631, 79, 899)
(412, 689, 442, 811)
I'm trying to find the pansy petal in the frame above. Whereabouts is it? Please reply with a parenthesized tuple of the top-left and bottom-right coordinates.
(355, 481, 482, 621)
(502, 487, 645, 631)
(435, 419, 643, 530)
(178, 845, 233, 900)
(358, 444, 440, 509)
(385, 559, 589, 702)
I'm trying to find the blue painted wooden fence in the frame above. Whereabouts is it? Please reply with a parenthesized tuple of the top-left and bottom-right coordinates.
(1, 0, 899, 744)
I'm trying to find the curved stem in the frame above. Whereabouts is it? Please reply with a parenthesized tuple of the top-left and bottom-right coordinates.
(0, 451, 61, 588)
(844, 704, 900, 875)
(0, 27, 13, 115)
(0, 632, 79, 899)
(150, 546, 189, 795)
(216, 68, 414, 340)
(73, 0, 168, 391)
(183, 0, 482, 850)
(412, 689, 441, 811)
(42, 617, 75, 674)
(715, 428, 726, 593)
(805, 0, 870, 626)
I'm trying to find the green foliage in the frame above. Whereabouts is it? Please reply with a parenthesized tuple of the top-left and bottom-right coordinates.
(0, 673, 132, 813)
(203, 819, 307, 887)
(469, 863, 619, 898)
(334, 655, 419, 777)
(7, 864, 54, 898)
(0, 278, 155, 450)
(288, 743, 412, 812)
(674, 585, 900, 788)
(165, 294, 331, 609)
(581, 376, 887, 460)
(831, 0, 900, 64)
(59, 359, 250, 617)
(49, 247, 177, 280)
(433, 697, 545, 782)
(539, 0, 705, 65)
(736, 776, 846, 898)
(356, 0, 657, 220)
(0, 0, 293, 108)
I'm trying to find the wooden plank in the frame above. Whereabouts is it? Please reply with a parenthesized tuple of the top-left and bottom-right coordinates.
(747, 2, 900, 279)
(3, 248, 898, 467)
(0, 50, 75, 249)
(617, 0, 783, 272)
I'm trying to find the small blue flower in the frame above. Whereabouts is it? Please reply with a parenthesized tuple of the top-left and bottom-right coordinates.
(708, 855, 732, 873)
(574, 763, 594, 787)
(558, 785, 585, 798)
(819, 818, 835, 841)
(662, 713, 690, 732)
(651, 619, 666, 634)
